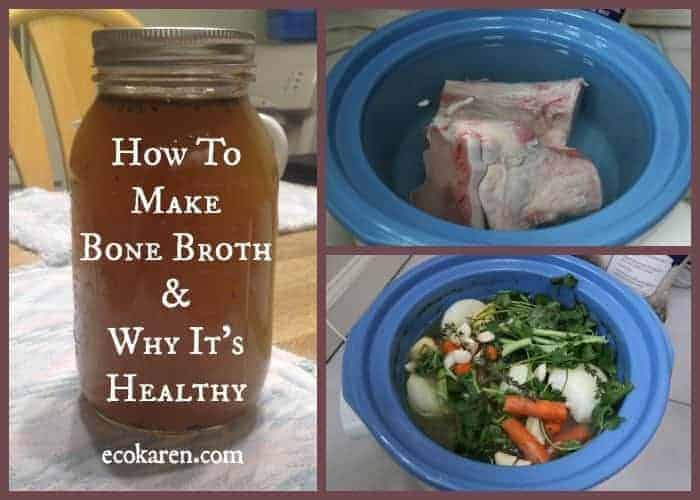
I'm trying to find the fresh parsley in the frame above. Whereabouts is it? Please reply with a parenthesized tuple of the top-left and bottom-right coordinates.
(414, 349, 442, 377)
(406, 276, 632, 465)
(591, 379, 634, 432)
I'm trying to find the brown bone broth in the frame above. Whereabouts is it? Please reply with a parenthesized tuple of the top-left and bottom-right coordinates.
(69, 28, 278, 432)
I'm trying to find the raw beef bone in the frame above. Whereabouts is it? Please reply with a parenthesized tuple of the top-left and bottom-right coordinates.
(438, 78, 586, 147)
(411, 117, 537, 229)
(410, 77, 600, 230)
(478, 146, 603, 230)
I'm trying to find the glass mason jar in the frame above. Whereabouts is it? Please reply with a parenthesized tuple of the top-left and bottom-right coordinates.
(69, 28, 284, 432)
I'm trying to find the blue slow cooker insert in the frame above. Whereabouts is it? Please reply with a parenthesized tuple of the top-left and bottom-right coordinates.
(343, 256, 673, 490)
(327, 10, 690, 245)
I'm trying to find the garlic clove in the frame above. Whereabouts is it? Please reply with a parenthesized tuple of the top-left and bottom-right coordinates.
(451, 349, 472, 364)
(477, 330, 495, 343)
(534, 363, 547, 382)
(443, 351, 456, 371)
(464, 337, 480, 354)
(494, 451, 531, 466)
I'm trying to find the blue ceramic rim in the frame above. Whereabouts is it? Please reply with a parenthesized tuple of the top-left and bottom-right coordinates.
(342, 256, 673, 490)
(327, 10, 690, 245)
(337, 14, 675, 240)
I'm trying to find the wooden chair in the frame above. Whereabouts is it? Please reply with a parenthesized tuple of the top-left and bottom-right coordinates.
(9, 9, 141, 189)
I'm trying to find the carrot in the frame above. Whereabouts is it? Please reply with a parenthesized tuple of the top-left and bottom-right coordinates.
(503, 396, 568, 423)
(544, 421, 562, 437)
(501, 417, 550, 464)
(441, 339, 458, 354)
(484, 344, 499, 361)
(453, 362, 472, 376)
(552, 424, 591, 445)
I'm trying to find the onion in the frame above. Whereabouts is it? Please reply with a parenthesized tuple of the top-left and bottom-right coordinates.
(406, 374, 448, 417)
(500, 364, 530, 393)
(441, 299, 487, 330)
(409, 336, 438, 361)
(548, 364, 606, 423)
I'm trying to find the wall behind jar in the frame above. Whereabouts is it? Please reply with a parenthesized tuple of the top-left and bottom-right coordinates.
(10, 9, 269, 190)
(130, 10, 267, 39)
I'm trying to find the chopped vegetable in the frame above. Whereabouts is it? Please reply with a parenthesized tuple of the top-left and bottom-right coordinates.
(504, 396, 568, 422)
(552, 423, 592, 446)
(477, 331, 496, 343)
(494, 451, 531, 466)
(451, 349, 472, 364)
(406, 374, 450, 417)
(549, 364, 606, 423)
(410, 336, 438, 361)
(458, 322, 472, 338)
(500, 364, 529, 393)
(544, 421, 562, 437)
(444, 349, 472, 374)
(501, 418, 550, 464)
(412, 349, 442, 377)
(526, 417, 547, 445)
(405, 280, 632, 466)
(441, 339, 458, 354)
(453, 362, 472, 376)
(501, 338, 532, 358)
(533, 363, 547, 382)
(484, 344, 499, 361)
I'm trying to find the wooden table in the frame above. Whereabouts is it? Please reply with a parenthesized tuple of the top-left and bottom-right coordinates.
(271, 230, 317, 360)
(9, 230, 317, 360)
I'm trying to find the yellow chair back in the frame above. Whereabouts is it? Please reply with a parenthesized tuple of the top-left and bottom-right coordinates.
(9, 9, 141, 188)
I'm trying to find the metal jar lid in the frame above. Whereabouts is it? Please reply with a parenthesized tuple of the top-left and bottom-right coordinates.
(93, 27, 255, 66)
(92, 27, 256, 98)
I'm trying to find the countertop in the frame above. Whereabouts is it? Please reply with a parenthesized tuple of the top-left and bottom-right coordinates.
(326, 255, 691, 490)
